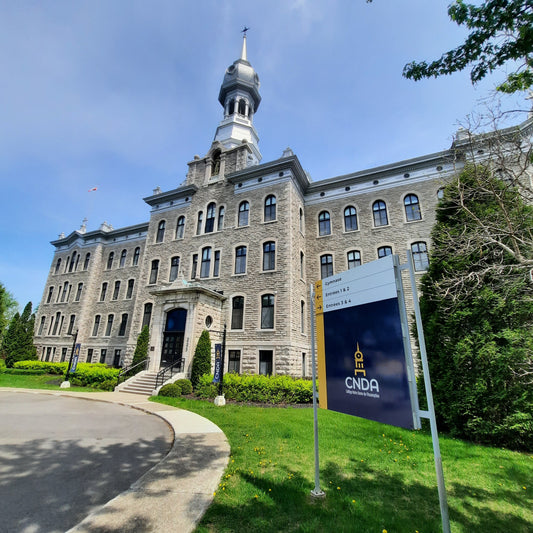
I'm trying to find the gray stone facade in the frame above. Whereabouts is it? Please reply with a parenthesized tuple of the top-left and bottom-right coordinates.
(33, 38, 533, 378)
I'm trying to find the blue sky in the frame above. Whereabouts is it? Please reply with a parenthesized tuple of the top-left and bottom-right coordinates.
(0, 0, 525, 309)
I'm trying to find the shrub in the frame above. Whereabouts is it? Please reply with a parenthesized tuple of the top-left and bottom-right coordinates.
(175, 378, 193, 395)
(190, 330, 211, 390)
(13, 361, 119, 388)
(194, 373, 314, 404)
(0, 359, 6, 373)
(159, 383, 182, 398)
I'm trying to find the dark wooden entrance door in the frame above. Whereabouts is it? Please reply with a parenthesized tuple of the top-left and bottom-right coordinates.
(160, 308, 187, 367)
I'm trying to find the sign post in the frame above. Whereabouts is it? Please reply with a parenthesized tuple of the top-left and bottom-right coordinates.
(311, 255, 450, 532)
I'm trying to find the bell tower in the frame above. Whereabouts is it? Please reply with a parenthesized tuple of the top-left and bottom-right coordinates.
(213, 32, 262, 165)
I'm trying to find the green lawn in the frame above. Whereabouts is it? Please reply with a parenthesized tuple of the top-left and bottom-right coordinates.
(0, 372, 101, 392)
(152, 397, 532, 533)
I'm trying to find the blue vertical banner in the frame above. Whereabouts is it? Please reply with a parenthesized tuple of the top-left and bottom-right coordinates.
(316, 255, 416, 429)
(212, 343, 222, 383)
(71, 343, 81, 373)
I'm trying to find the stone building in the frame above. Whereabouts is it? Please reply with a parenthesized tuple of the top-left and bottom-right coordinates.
(33, 36, 533, 382)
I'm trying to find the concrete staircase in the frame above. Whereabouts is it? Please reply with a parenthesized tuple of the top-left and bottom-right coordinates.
(116, 370, 159, 396)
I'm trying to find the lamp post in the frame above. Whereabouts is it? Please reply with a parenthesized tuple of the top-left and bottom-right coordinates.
(61, 329, 78, 388)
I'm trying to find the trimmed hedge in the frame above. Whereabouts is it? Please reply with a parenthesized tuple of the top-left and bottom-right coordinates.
(175, 378, 193, 395)
(13, 361, 119, 390)
(4, 368, 46, 375)
(195, 373, 314, 404)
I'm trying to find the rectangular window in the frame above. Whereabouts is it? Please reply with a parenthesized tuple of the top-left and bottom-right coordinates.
(61, 347, 67, 363)
(235, 246, 247, 274)
(231, 296, 244, 330)
(228, 350, 241, 374)
(67, 315, 76, 335)
(302, 352, 307, 377)
(75, 283, 83, 302)
(200, 247, 211, 278)
(118, 314, 128, 337)
(99, 349, 107, 364)
(92, 315, 101, 336)
(38, 316, 46, 336)
(259, 350, 273, 376)
(112, 281, 120, 300)
(113, 349, 122, 368)
(87, 348, 93, 363)
(126, 279, 134, 299)
(169, 257, 180, 282)
(261, 294, 274, 329)
(191, 254, 198, 279)
(149, 260, 159, 284)
(100, 283, 107, 301)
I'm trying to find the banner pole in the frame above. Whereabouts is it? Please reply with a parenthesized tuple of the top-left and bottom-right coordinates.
(406, 250, 450, 533)
(309, 283, 324, 498)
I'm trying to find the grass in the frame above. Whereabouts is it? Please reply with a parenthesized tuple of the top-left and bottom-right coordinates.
(0, 372, 102, 392)
(152, 396, 532, 533)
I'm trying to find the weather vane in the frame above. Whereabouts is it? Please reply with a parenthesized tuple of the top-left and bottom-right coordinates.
(241, 26, 250, 36)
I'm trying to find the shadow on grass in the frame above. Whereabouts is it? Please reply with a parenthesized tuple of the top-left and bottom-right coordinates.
(198, 458, 532, 533)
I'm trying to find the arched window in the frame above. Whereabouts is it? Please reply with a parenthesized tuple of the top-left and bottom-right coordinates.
(217, 206, 225, 231)
(411, 242, 429, 271)
(46, 286, 54, 304)
(261, 294, 275, 329)
(300, 251, 305, 278)
(231, 296, 244, 330)
(105, 314, 114, 336)
(38, 316, 46, 336)
(200, 247, 211, 278)
(83, 253, 90, 270)
(92, 315, 101, 336)
(263, 241, 276, 271)
(264, 195, 276, 222)
(320, 254, 333, 279)
(132, 247, 140, 266)
(99, 283, 107, 301)
(169, 256, 180, 282)
(378, 246, 392, 258)
(55, 258, 62, 273)
(126, 279, 135, 299)
(205, 202, 216, 233)
(112, 281, 120, 300)
(75, 283, 83, 302)
(228, 99, 235, 115)
(235, 246, 247, 274)
(238, 99, 246, 115)
(156, 220, 166, 243)
(67, 314, 76, 335)
(404, 194, 421, 221)
(238, 201, 249, 227)
(318, 211, 331, 236)
(118, 314, 128, 337)
(142, 303, 153, 329)
(344, 206, 358, 231)
(196, 211, 203, 235)
(107, 252, 114, 270)
(213, 250, 221, 277)
(301, 300, 305, 333)
(373, 200, 388, 227)
(149, 260, 159, 284)
(68, 252, 76, 273)
(176, 216, 185, 239)
(191, 254, 198, 279)
(347, 250, 361, 269)
(119, 249, 127, 267)
(299, 208, 304, 233)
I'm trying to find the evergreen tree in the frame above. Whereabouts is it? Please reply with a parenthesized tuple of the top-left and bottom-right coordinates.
(419, 165, 533, 450)
(2, 302, 37, 367)
(0, 282, 18, 345)
(131, 325, 150, 374)
(190, 330, 211, 390)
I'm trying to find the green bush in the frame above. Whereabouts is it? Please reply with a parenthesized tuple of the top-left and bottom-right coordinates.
(13, 361, 119, 389)
(191, 330, 211, 389)
(159, 383, 182, 398)
(175, 378, 193, 395)
(195, 373, 314, 404)
(0, 359, 6, 373)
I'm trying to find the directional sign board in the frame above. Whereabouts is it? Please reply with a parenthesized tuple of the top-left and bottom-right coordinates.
(315, 255, 416, 429)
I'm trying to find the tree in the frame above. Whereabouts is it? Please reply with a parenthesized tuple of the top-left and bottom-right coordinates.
(402, 0, 533, 93)
(130, 325, 150, 374)
(1, 302, 37, 367)
(190, 330, 211, 390)
(419, 164, 533, 450)
(0, 282, 18, 345)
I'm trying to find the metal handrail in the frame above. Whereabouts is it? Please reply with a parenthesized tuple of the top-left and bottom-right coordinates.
(116, 357, 150, 387)
(155, 358, 185, 389)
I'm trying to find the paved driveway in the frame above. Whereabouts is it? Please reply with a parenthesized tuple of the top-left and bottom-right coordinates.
(0, 391, 173, 533)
